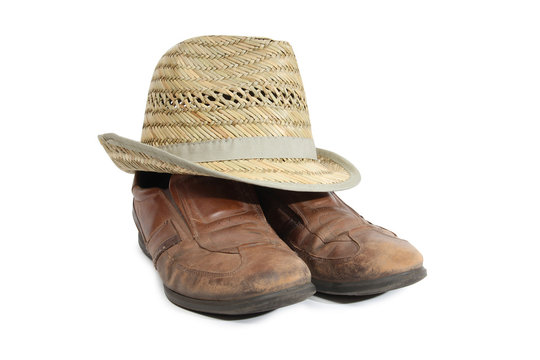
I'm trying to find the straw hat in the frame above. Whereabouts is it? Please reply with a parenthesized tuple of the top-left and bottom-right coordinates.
(98, 35, 360, 191)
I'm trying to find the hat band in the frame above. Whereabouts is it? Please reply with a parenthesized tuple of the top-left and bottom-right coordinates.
(157, 136, 317, 162)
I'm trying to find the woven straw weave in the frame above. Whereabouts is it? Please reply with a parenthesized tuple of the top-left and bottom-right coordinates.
(142, 36, 311, 146)
(99, 36, 358, 187)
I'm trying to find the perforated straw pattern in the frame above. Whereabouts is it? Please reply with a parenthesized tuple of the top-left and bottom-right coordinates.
(141, 36, 312, 146)
(98, 36, 358, 188)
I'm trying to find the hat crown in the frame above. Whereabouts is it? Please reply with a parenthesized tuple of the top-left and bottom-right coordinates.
(98, 36, 359, 190)
(141, 36, 313, 149)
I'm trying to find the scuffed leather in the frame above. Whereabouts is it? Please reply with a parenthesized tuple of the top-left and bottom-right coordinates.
(133, 174, 311, 301)
(256, 188, 424, 282)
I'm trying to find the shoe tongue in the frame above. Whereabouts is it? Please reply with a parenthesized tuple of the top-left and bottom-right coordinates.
(169, 175, 260, 223)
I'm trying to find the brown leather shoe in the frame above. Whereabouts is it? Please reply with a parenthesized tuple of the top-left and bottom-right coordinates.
(133, 173, 315, 315)
(256, 188, 426, 296)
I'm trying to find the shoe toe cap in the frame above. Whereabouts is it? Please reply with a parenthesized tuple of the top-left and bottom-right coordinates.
(237, 244, 312, 295)
(159, 243, 312, 301)
(308, 229, 424, 282)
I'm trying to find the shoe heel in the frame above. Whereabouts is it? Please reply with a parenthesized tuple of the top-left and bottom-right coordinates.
(138, 232, 152, 260)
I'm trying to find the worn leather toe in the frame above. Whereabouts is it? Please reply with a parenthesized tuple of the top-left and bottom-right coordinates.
(256, 187, 426, 293)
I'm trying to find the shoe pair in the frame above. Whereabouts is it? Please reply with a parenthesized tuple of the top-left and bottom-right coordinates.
(133, 172, 426, 315)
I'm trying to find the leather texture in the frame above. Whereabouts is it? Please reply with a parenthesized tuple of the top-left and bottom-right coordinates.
(133, 174, 311, 301)
(256, 188, 424, 283)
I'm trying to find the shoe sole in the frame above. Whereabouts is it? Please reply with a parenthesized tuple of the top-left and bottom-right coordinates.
(138, 234, 316, 315)
(312, 267, 427, 296)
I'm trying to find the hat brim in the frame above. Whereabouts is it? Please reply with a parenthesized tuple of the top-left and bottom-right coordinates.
(98, 133, 360, 192)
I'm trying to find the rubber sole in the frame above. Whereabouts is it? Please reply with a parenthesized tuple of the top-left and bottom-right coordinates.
(312, 267, 427, 296)
(163, 282, 315, 315)
(138, 234, 316, 315)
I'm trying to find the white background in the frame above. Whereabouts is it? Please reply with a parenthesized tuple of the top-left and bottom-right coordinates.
(1, 1, 539, 359)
